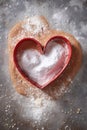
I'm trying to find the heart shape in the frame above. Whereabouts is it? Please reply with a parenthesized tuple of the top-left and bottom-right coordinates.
(13, 36, 72, 89)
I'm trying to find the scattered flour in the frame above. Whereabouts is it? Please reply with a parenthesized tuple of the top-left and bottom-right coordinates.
(23, 16, 49, 35)
(0, 0, 87, 129)
(10, 90, 65, 127)
(11, 16, 49, 47)
(52, 9, 79, 36)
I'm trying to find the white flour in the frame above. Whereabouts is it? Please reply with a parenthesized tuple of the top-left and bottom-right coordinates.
(23, 16, 48, 35)
(18, 40, 69, 87)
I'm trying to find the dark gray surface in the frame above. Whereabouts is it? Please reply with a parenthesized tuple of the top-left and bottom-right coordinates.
(0, 0, 87, 130)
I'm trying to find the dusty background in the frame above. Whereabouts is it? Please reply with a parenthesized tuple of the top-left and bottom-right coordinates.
(0, 0, 87, 130)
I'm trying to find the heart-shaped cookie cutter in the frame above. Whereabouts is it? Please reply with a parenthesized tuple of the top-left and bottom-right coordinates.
(13, 36, 72, 89)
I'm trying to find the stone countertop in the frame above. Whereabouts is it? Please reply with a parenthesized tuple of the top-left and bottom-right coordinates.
(0, 0, 87, 130)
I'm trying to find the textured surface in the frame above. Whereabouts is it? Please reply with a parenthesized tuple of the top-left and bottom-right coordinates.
(0, 0, 87, 130)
